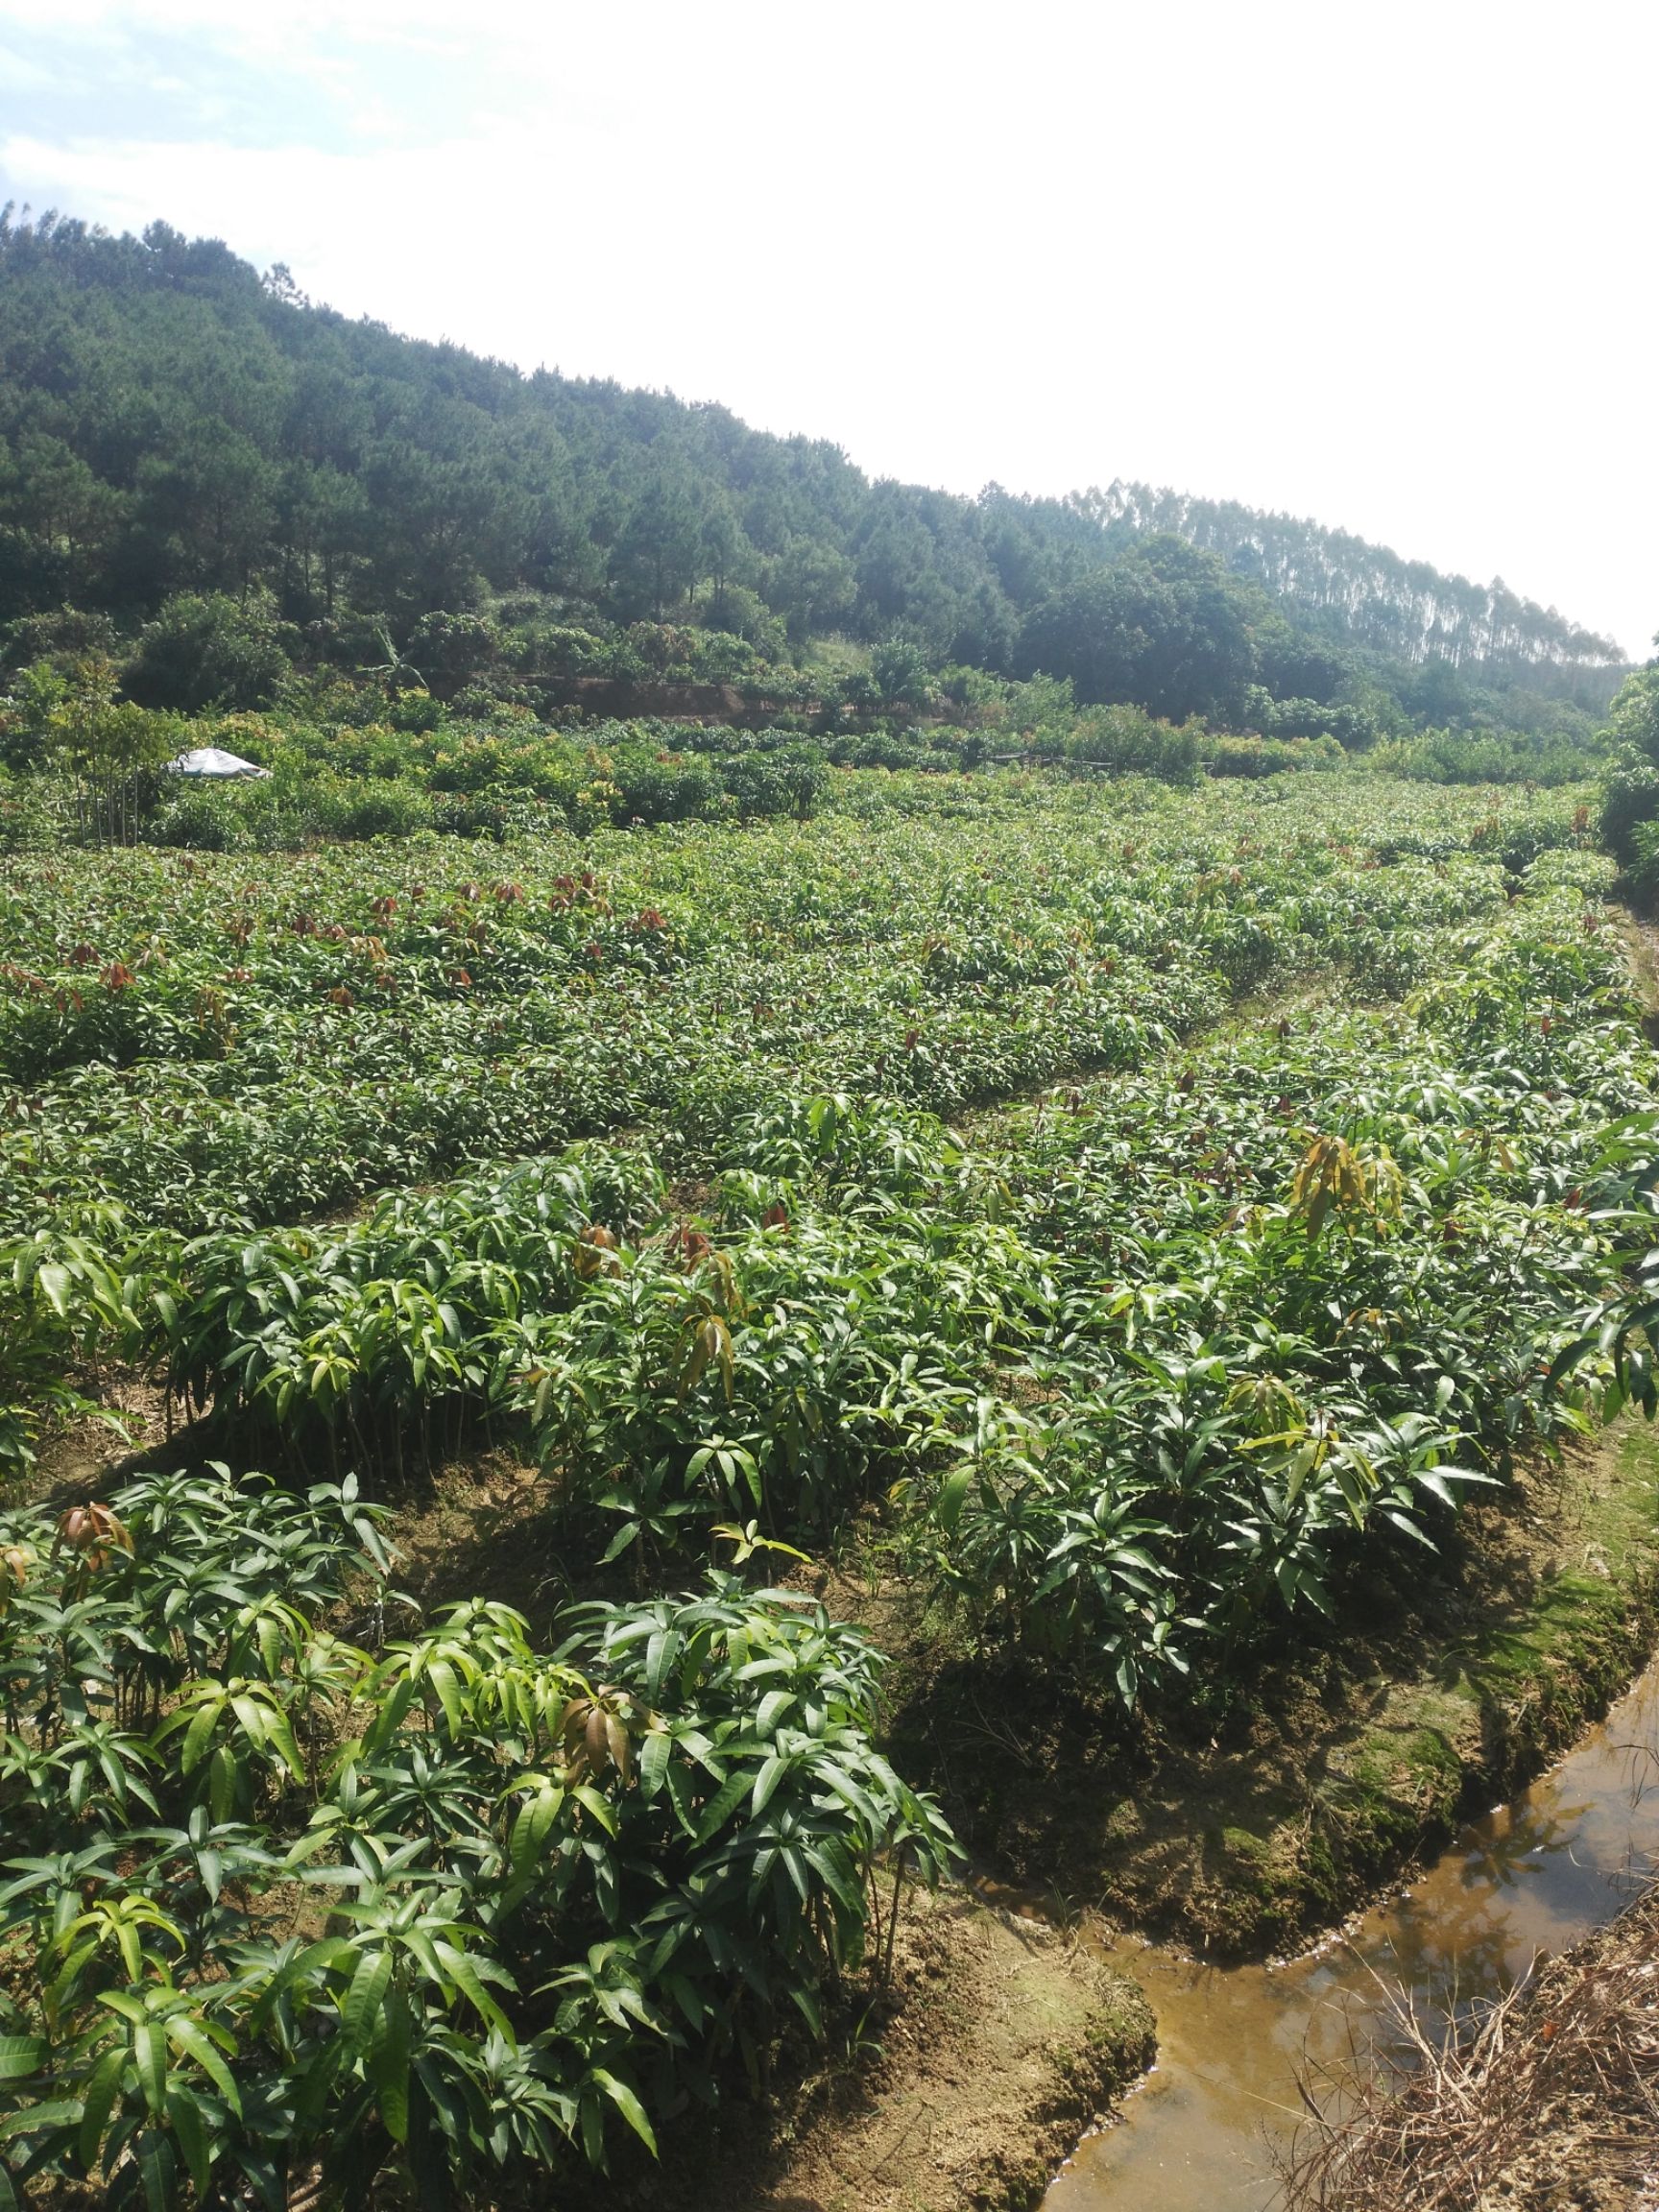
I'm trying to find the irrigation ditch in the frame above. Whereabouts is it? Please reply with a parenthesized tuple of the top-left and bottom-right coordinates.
(1048, 1575, 1659, 2212)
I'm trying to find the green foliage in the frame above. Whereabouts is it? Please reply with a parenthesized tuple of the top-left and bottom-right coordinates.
(116, 716, 832, 850)
(1016, 537, 1256, 723)
(0, 656, 182, 843)
(123, 592, 293, 713)
(0, 763, 64, 851)
(0, 1468, 953, 2206)
(406, 611, 500, 691)
(1373, 724, 1608, 788)
(0, 604, 119, 671)
(1046, 702, 1205, 782)
(3, 753, 1653, 2191)
(1, 200, 1646, 2203)
(141, 779, 259, 853)
(1598, 752, 1659, 870)
(0, 785, 1635, 1664)
(1, 778, 1590, 1256)
(1206, 733, 1343, 777)
(869, 636, 933, 709)
(912, 909, 1639, 1686)
(0, 209, 1623, 740)
(1624, 817, 1659, 913)
(1606, 662, 1659, 757)
(1098, 482, 1624, 694)
(1598, 665, 1659, 873)
(1243, 686, 1381, 750)
(13, 848, 1638, 1711)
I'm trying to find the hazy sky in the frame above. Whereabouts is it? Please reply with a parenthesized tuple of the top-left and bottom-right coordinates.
(2, 0, 1654, 657)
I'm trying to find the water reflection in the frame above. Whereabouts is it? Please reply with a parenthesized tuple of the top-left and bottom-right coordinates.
(1046, 1663, 1659, 2212)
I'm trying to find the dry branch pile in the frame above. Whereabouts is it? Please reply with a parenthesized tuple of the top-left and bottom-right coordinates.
(1282, 1886, 1659, 2212)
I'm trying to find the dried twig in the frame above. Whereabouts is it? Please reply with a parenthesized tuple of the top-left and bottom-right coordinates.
(1277, 1888, 1659, 2212)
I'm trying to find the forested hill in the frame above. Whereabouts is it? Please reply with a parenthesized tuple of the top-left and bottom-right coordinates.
(0, 206, 1625, 725)
(1092, 484, 1621, 681)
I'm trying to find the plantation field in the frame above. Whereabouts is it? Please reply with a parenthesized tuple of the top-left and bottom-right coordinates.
(0, 776, 1585, 1232)
(3, 769, 1656, 2208)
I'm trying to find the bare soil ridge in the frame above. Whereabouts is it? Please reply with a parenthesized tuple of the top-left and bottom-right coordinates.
(589, 1891, 1152, 2212)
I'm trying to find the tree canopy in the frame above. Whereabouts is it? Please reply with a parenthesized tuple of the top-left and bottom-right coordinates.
(0, 205, 1631, 735)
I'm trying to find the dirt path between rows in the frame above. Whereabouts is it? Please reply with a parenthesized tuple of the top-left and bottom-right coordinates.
(589, 1889, 1152, 2212)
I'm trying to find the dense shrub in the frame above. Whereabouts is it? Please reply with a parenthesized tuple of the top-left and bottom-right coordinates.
(0, 1467, 955, 2206)
(143, 780, 252, 850)
(308, 776, 435, 840)
(1373, 725, 1605, 788)
(1049, 703, 1203, 783)
(1599, 749, 1659, 868)
(1597, 668, 1659, 875)
(0, 765, 65, 850)
(1206, 733, 1343, 777)
(1243, 686, 1381, 749)
(123, 590, 295, 711)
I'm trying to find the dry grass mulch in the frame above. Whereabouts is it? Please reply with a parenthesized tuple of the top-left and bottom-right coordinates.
(1282, 1879, 1659, 2212)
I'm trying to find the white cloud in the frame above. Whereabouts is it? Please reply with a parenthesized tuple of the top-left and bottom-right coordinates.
(0, 39, 54, 88)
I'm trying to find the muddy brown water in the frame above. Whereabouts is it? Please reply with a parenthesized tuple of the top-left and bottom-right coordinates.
(1046, 1655, 1659, 2211)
